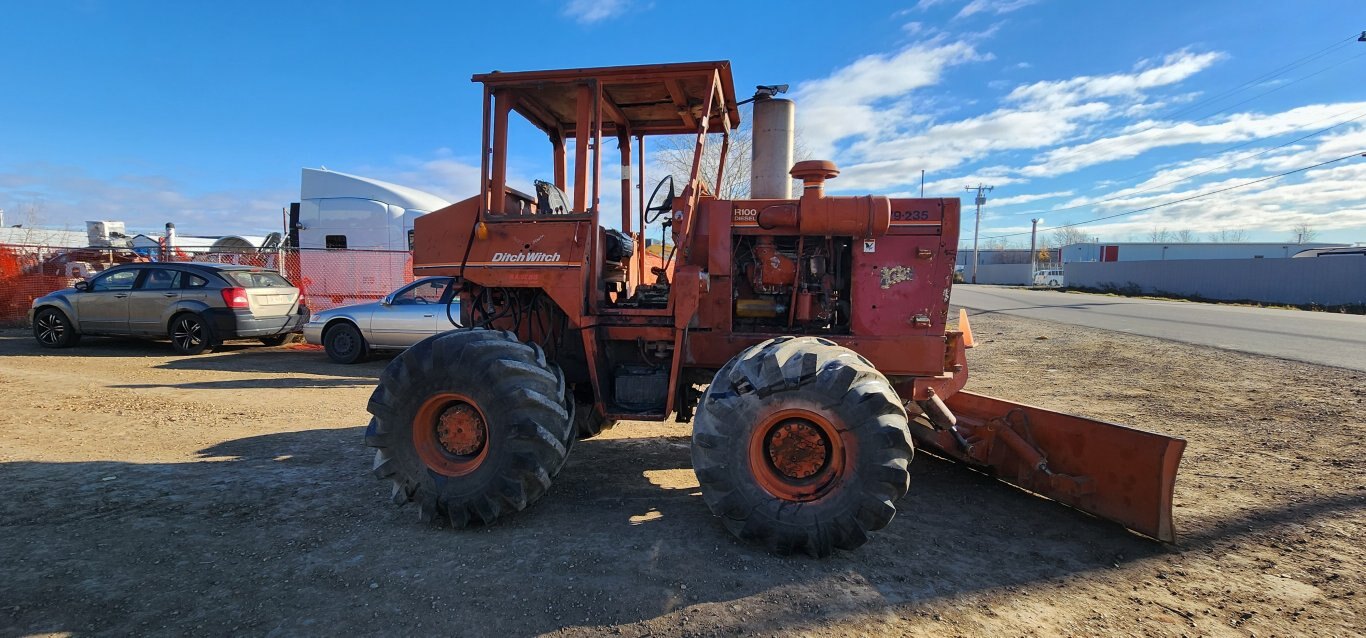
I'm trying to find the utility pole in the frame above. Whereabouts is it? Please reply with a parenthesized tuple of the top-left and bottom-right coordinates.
(965, 184, 993, 284)
(1029, 217, 1044, 279)
(920, 170, 925, 197)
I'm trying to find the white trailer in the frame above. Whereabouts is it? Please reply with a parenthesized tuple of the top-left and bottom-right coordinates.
(291, 169, 451, 309)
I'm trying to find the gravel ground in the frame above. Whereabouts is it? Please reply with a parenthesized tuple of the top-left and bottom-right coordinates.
(0, 306, 1362, 637)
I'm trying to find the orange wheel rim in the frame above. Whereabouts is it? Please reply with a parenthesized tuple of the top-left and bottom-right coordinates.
(748, 407, 847, 502)
(413, 392, 490, 476)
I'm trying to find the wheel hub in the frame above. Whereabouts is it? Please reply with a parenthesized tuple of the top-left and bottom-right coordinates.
(766, 419, 830, 479)
(436, 403, 486, 456)
(748, 407, 846, 502)
(412, 393, 490, 477)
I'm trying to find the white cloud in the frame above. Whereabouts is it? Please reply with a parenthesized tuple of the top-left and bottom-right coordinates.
(916, 174, 1028, 197)
(1020, 101, 1366, 176)
(990, 190, 1074, 206)
(957, 0, 1038, 19)
(1006, 50, 1224, 109)
(786, 36, 1363, 242)
(912, 0, 954, 10)
(793, 40, 990, 160)
(796, 44, 1226, 194)
(1032, 126, 1366, 239)
(562, 0, 630, 24)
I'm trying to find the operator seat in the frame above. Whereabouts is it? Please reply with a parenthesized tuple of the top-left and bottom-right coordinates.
(534, 180, 571, 215)
(531, 179, 634, 296)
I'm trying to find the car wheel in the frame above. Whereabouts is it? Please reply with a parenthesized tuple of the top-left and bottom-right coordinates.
(169, 313, 214, 355)
(1049, 279, 1059, 286)
(325, 322, 369, 364)
(33, 308, 80, 348)
(259, 335, 290, 347)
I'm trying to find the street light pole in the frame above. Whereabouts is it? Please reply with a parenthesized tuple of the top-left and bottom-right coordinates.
(965, 184, 993, 284)
(1029, 217, 1043, 281)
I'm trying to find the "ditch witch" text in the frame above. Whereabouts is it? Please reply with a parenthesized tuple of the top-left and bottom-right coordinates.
(491, 251, 563, 262)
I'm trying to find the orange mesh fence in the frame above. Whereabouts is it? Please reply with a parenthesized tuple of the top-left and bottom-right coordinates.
(0, 244, 150, 327)
(1, 242, 678, 327)
(283, 248, 415, 313)
(0, 243, 416, 327)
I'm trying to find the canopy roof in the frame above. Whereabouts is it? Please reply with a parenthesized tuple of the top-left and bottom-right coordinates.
(471, 61, 740, 137)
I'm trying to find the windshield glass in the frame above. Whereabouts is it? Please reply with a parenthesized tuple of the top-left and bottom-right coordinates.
(222, 270, 292, 289)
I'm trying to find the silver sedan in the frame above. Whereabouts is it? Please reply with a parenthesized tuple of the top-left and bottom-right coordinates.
(303, 277, 460, 363)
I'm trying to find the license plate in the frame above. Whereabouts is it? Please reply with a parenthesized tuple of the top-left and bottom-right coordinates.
(258, 294, 291, 305)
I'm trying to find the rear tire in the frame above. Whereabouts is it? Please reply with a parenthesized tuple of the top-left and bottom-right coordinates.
(324, 322, 368, 364)
(691, 336, 914, 556)
(365, 329, 573, 527)
(33, 308, 79, 348)
(169, 313, 213, 355)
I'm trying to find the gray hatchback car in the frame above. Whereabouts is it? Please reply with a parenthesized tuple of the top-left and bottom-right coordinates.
(30, 262, 308, 354)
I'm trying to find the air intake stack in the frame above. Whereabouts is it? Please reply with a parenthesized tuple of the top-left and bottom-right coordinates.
(749, 86, 795, 199)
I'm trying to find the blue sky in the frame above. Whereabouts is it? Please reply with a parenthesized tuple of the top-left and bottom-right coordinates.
(2, 0, 1364, 245)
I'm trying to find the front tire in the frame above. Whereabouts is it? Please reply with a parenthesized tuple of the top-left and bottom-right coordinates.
(169, 313, 213, 355)
(324, 322, 369, 364)
(365, 329, 573, 527)
(33, 308, 79, 348)
(691, 336, 914, 556)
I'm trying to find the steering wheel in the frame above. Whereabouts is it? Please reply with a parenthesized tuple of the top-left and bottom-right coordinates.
(644, 175, 675, 224)
(415, 296, 429, 304)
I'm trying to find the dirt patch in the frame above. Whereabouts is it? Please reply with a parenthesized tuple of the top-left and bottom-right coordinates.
(1, 315, 1362, 636)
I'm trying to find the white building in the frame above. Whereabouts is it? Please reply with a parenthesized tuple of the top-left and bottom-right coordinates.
(0, 227, 90, 248)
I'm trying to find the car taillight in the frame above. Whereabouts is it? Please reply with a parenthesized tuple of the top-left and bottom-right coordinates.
(221, 287, 250, 309)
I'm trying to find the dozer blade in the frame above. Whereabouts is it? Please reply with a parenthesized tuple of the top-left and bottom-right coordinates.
(914, 391, 1186, 542)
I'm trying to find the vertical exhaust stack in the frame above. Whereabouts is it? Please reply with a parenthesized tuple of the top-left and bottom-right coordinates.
(750, 89, 795, 199)
(164, 222, 176, 260)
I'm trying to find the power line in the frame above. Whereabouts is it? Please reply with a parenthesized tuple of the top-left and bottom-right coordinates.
(1186, 50, 1366, 124)
(969, 151, 1365, 242)
(1153, 33, 1360, 124)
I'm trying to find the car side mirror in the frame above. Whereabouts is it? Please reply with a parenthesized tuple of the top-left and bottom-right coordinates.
(380, 293, 393, 306)
(74, 281, 89, 292)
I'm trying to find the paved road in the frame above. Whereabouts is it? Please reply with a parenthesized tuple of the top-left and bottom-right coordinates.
(951, 285, 1366, 372)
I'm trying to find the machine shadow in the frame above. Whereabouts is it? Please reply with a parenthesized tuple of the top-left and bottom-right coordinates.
(0, 424, 1187, 636)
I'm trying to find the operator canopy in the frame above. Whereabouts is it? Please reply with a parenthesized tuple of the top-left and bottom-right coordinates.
(472, 61, 741, 136)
